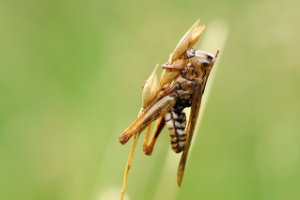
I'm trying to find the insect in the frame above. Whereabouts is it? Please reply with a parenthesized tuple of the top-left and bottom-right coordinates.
(119, 20, 220, 200)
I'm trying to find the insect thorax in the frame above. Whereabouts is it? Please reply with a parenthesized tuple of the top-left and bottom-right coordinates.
(174, 65, 200, 108)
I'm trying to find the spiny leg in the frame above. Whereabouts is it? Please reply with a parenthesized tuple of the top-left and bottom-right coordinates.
(143, 116, 165, 156)
(120, 133, 139, 200)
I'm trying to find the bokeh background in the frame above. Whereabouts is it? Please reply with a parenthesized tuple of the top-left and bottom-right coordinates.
(1, 0, 300, 200)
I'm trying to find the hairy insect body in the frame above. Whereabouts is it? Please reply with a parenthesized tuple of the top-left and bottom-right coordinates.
(164, 67, 198, 153)
(164, 109, 187, 153)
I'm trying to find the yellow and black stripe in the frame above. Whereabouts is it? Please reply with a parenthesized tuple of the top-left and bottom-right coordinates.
(164, 110, 187, 153)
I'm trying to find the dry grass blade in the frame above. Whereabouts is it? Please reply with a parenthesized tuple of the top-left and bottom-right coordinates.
(120, 133, 139, 200)
(160, 20, 205, 88)
(170, 19, 205, 62)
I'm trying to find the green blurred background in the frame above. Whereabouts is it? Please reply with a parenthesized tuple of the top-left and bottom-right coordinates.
(1, 0, 300, 199)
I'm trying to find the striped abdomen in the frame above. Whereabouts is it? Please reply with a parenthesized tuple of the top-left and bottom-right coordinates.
(164, 109, 187, 153)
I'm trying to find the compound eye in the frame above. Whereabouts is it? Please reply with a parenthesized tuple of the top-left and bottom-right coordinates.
(206, 54, 214, 62)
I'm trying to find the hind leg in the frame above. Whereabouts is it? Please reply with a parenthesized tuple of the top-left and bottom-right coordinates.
(143, 116, 165, 155)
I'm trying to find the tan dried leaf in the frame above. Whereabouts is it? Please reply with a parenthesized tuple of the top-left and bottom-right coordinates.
(159, 69, 179, 89)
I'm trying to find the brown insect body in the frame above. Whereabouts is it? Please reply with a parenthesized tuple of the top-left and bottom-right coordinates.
(119, 20, 220, 200)
(163, 51, 213, 153)
(119, 50, 214, 146)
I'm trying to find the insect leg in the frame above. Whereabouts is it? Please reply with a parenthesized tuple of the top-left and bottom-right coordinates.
(142, 123, 152, 150)
(119, 95, 176, 144)
(143, 116, 165, 155)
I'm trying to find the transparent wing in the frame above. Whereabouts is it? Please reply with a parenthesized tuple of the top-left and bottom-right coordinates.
(177, 50, 219, 186)
(177, 79, 203, 187)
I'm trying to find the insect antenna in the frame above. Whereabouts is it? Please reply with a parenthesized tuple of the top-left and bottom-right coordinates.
(214, 48, 220, 61)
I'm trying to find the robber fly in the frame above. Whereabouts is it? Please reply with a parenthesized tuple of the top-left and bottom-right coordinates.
(119, 20, 220, 200)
